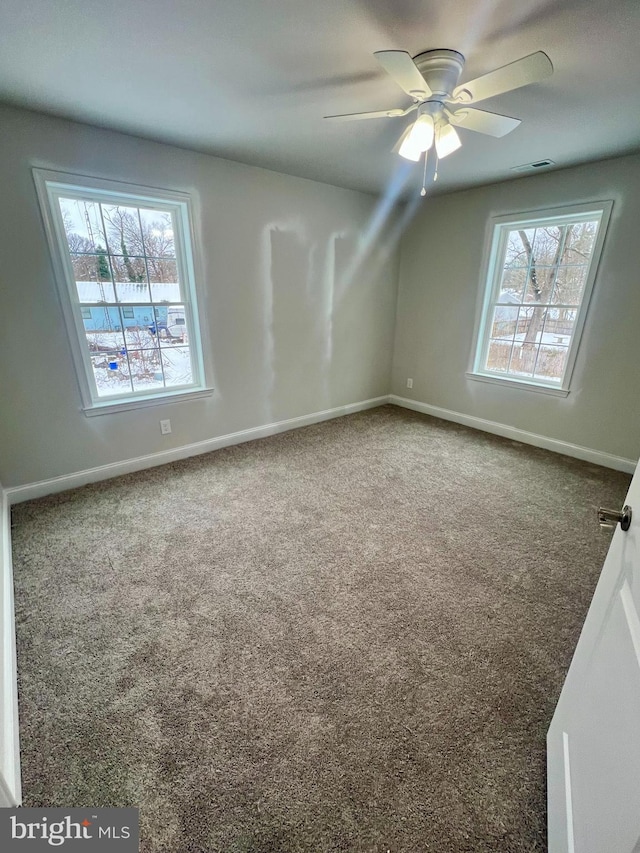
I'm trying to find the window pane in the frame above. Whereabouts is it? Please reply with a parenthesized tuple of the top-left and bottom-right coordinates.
(59, 198, 107, 253)
(71, 252, 110, 281)
(110, 256, 151, 302)
(72, 255, 117, 303)
(564, 220, 598, 261)
(110, 253, 146, 283)
(150, 285, 182, 305)
(101, 205, 145, 258)
(84, 309, 126, 350)
(551, 265, 588, 304)
(514, 304, 532, 338)
(148, 259, 180, 302)
(118, 305, 155, 335)
(90, 354, 132, 397)
(509, 342, 537, 377)
(532, 224, 567, 266)
(139, 209, 176, 258)
(490, 305, 518, 340)
(114, 282, 152, 303)
(162, 347, 193, 386)
(504, 229, 533, 266)
(499, 268, 527, 302)
(533, 345, 568, 382)
(147, 258, 178, 283)
(128, 349, 165, 392)
(80, 290, 115, 313)
(524, 267, 555, 303)
(538, 306, 566, 350)
(543, 308, 576, 345)
(154, 305, 189, 347)
(122, 313, 160, 349)
(514, 304, 548, 345)
(486, 339, 513, 373)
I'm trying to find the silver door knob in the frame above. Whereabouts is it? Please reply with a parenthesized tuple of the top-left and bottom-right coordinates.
(598, 505, 632, 531)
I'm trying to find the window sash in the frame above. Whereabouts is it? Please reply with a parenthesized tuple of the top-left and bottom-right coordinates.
(472, 202, 612, 391)
(34, 170, 207, 410)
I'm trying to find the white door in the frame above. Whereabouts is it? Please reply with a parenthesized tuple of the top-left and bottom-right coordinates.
(548, 465, 640, 852)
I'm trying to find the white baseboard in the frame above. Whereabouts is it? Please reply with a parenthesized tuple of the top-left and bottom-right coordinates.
(5, 396, 389, 505)
(5, 392, 635, 505)
(390, 395, 637, 474)
(0, 490, 21, 805)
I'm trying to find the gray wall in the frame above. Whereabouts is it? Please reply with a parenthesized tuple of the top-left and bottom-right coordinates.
(392, 154, 640, 461)
(0, 105, 399, 488)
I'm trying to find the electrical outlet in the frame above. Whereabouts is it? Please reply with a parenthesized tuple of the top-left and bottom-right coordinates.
(406, 378, 413, 389)
(160, 419, 172, 435)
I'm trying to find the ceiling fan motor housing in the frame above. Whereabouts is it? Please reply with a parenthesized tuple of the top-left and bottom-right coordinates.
(413, 49, 465, 99)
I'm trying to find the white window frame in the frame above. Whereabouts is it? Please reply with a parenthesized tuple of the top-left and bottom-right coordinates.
(468, 201, 613, 396)
(33, 168, 212, 415)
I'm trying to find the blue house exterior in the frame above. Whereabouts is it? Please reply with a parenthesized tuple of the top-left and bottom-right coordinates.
(76, 281, 183, 334)
(81, 305, 168, 332)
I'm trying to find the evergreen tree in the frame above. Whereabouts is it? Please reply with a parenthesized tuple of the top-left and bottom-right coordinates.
(96, 246, 111, 281)
(121, 238, 144, 284)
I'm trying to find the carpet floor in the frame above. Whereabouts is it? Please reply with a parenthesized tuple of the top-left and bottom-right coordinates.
(10, 405, 630, 852)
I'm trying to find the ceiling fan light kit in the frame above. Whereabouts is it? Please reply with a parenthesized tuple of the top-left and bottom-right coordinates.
(435, 121, 461, 159)
(398, 113, 434, 161)
(325, 47, 553, 196)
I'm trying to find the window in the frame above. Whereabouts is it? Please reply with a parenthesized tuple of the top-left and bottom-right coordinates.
(34, 170, 210, 414)
(470, 202, 612, 394)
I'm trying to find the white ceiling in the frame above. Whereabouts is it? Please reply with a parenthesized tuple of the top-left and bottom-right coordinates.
(0, 0, 639, 196)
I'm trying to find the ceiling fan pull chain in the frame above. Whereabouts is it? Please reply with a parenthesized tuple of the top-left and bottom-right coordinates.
(420, 151, 428, 196)
(434, 150, 439, 183)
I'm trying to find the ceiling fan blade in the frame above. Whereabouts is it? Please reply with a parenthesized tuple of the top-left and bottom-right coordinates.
(452, 51, 553, 105)
(324, 107, 406, 121)
(446, 107, 521, 137)
(374, 50, 432, 99)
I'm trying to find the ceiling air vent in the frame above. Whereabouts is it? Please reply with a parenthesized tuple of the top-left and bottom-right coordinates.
(511, 159, 556, 173)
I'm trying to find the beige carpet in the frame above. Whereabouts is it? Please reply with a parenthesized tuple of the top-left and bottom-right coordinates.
(10, 405, 630, 852)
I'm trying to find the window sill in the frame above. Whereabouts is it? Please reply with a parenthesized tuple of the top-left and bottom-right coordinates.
(466, 372, 570, 397)
(83, 387, 214, 417)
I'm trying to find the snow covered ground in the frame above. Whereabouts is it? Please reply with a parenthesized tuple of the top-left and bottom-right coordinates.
(86, 329, 192, 396)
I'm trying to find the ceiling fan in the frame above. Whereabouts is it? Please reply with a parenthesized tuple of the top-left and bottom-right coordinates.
(325, 48, 553, 194)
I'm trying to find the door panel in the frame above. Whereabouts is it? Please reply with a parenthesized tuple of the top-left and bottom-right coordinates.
(548, 466, 640, 852)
